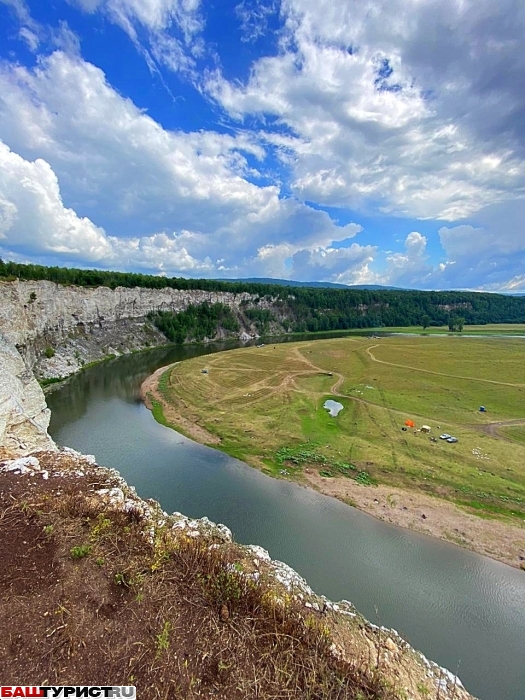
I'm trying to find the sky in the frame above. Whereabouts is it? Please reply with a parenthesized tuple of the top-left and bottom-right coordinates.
(0, 0, 524, 290)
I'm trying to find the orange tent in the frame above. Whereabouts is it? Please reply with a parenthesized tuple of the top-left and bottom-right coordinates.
(405, 419, 415, 428)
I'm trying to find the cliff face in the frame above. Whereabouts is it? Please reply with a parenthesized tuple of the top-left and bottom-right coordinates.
(0, 333, 56, 454)
(0, 280, 261, 378)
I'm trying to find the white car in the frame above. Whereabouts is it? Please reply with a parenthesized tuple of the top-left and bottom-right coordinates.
(447, 436, 458, 443)
(439, 433, 451, 440)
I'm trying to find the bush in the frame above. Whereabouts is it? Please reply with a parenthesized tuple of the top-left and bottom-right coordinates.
(44, 346, 55, 359)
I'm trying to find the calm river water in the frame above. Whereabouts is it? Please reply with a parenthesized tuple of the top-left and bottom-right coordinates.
(47, 340, 525, 700)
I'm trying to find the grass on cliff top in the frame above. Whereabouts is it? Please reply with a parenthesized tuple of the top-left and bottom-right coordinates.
(0, 453, 411, 700)
(156, 335, 525, 521)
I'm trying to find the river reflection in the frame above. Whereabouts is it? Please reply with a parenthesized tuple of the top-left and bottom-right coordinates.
(48, 340, 525, 700)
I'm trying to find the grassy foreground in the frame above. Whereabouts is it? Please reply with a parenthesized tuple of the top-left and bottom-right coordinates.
(150, 336, 525, 530)
(5, 449, 470, 700)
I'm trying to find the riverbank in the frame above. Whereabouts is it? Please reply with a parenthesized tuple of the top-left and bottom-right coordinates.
(140, 340, 525, 571)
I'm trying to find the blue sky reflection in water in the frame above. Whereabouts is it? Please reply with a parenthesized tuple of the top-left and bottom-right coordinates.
(47, 346, 525, 700)
(323, 399, 344, 416)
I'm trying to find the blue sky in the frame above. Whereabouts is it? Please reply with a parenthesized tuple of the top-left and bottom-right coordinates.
(0, 0, 524, 290)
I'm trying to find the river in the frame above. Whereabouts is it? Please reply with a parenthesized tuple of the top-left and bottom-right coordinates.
(47, 340, 525, 700)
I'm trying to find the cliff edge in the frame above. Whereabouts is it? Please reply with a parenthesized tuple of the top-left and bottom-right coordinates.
(0, 333, 55, 454)
(0, 280, 263, 379)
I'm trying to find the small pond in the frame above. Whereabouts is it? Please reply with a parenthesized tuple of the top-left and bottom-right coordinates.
(323, 399, 344, 416)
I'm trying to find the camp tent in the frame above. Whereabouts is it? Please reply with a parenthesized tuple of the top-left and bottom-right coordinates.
(405, 419, 415, 428)
(420, 425, 431, 433)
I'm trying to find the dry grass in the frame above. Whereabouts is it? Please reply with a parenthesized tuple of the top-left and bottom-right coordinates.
(0, 458, 412, 700)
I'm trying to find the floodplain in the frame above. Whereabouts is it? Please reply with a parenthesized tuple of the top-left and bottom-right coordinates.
(145, 335, 525, 565)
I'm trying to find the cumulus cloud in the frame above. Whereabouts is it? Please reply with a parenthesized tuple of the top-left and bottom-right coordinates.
(290, 243, 376, 285)
(0, 140, 224, 274)
(0, 52, 371, 280)
(205, 0, 525, 221)
(372, 212, 525, 292)
(0, 141, 111, 261)
(382, 232, 433, 287)
(436, 202, 525, 290)
(3, 0, 525, 290)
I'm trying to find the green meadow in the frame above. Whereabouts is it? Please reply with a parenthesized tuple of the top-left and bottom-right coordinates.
(157, 336, 525, 522)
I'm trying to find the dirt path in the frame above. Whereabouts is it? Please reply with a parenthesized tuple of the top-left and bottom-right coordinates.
(366, 344, 525, 388)
(474, 418, 525, 440)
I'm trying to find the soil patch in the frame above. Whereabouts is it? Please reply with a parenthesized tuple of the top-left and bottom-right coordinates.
(303, 470, 525, 568)
(141, 365, 221, 445)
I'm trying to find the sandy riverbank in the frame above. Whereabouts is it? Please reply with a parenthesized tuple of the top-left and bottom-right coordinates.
(141, 367, 525, 570)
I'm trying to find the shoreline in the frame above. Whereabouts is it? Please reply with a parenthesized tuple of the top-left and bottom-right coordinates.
(141, 366, 525, 571)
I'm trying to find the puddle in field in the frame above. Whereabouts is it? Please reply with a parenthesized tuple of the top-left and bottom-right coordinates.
(323, 399, 344, 416)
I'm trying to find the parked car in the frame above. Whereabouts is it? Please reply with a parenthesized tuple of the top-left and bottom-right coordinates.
(446, 436, 458, 443)
(439, 433, 451, 440)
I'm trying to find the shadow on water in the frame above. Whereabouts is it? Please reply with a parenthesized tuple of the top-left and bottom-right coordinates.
(47, 338, 525, 700)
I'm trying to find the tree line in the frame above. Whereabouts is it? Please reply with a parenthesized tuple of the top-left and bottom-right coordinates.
(2, 259, 525, 332)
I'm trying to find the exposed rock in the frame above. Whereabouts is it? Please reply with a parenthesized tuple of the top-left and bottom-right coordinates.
(0, 280, 277, 379)
(0, 333, 56, 455)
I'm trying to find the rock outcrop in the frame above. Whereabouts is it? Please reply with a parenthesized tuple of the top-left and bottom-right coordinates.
(0, 280, 262, 378)
(0, 332, 56, 454)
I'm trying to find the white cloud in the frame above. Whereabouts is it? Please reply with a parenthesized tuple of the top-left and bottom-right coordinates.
(3, 1, 525, 290)
(18, 26, 39, 51)
(205, 0, 525, 221)
(0, 141, 111, 260)
(235, 0, 278, 43)
(290, 243, 376, 284)
(1, 0, 44, 51)
(0, 52, 372, 280)
(52, 21, 81, 55)
(434, 211, 525, 290)
(383, 232, 431, 285)
(71, 0, 202, 35)
(69, 0, 204, 78)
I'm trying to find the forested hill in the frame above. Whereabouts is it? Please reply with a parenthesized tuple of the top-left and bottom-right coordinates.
(2, 259, 525, 331)
(216, 277, 400, 290)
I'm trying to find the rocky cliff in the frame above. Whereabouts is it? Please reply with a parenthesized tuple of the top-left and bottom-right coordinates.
(0, 332, 55, 454)
(0, 280, 263, 379)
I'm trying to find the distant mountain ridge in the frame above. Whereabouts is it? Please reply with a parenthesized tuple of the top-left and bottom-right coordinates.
(218, 277, 402, 290)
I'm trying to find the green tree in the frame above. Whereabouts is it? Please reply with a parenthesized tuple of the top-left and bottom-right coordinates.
(448, 316, 465, 332)
(421, 314, 430, 329)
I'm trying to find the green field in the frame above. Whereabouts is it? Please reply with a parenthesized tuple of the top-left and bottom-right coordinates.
(368, 323, 525, 336)
(156, 336, 525, 522)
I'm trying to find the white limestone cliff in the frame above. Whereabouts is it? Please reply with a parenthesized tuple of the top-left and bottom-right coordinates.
(0, 332, 56, 454)
(0, 280, 263, 377)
